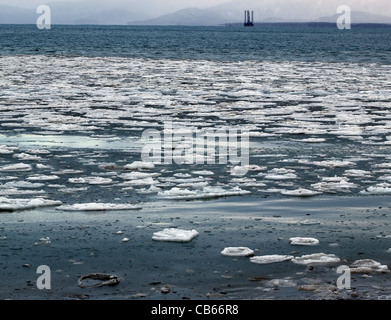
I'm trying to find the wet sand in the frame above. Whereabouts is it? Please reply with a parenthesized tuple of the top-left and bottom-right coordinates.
(1, 194, 391, 300)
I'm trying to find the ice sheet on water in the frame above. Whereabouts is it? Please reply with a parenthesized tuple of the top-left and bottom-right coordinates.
(0, 197, 62, 211)
(250, 255, 294, 264)
(350, 259, 390, 274)
(157, 186, 250, 200)
(124, 161, 155, 170)
(27, 175, 60, 181)
(221, 247, 254, 257)
(13, 153, 42, 161)
(1, 181, 44, 189)
(360, 186, 391, 195)
(289, 237, 319, 246)
(68, 177, 112, 185)
(291, 253, 340, 265)
(0, 163, 32, 172)
(57, 203, 142, 211)
(281, 188, 322, 197)
(152, 228, 199, 242)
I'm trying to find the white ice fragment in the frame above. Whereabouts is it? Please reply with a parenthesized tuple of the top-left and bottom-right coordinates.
(300, 138, 326, 143)
(124, 161, 155, 170)
(312, 160, 355, 168)
(13, 153, 42, 161)
(33, 236, 51, 246)
(0, 197, 62, 211)
(122, 237, 130, 242)
(27, 175, 59, 181)
(152, 228, 199, 242)
(57, 203, 142, 211)
(265, 279, 297, 287)
(291, 253, 340, 265)
(157, 186, 250, 200)
(192, 170, 214, 176)
(299, 219, 320, 225)
(0, 163, 32, 172)
(350, 259, 390, 274)
(250, 255, 294, 264)
(230, 165, 266, 176)
(221, 247, 254, 257)
(360, 186, 391, 195)
(289, 237, 319, 246)
(264, 173, 297, 180)
(281, 188, 322, 197)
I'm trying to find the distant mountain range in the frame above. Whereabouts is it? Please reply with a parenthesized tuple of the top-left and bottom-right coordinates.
(1, 1, 391, 26)
(128, 7, 391, 26)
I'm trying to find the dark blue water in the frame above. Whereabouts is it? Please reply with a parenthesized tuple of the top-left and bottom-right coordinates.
(1, 24, 391, 63)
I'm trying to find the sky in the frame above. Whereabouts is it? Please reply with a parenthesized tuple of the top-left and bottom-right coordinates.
(0, 0, 390, 22)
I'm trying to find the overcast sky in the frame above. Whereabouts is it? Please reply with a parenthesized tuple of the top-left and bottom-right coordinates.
(1, 0, 390, 19)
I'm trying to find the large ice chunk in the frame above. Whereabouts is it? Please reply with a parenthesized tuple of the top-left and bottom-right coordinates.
(152, 228, 199, 242)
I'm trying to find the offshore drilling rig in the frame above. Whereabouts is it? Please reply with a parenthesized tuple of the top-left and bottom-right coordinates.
(244, 10, 254, 26)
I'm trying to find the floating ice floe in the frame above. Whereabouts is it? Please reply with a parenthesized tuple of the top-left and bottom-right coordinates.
(33, 237, 51, 246)
(349, 259, 390, 274)
(289, 237, 319, 246)
(264, 173, 297, 180)
(299, 219, 321, 225)
(311, 178, 357, 193)
(121, 177, 157, 186)
(27, 175, 60, 181)
(56, 203, 142, 211)
(250, 255, 294, 264)
(68, 177, 112, 185)
(264, 279, 297, 288)
(13, 153, 42, 161)
(152, 228, 199, 242)
(0, 163, 32, 172)
(221, 247, 254, 257)
(230, 165, 266, 176)
(1, 181, 44, 189)
(343, 169, 372, 178)
(120, 172, 160, 180)
(281, 188, 322, 197)
(299, 138, 326, 143)
(0, 145, 16, 154)
(192, 170, 214, 176)
(124, 161, 155, 170)
(312, 160, 356, 168)
(291, 253, 340, 265)
(360, 186, 391, 195)
(0, 197, 62, 211)
(157, 186, 250, 200)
